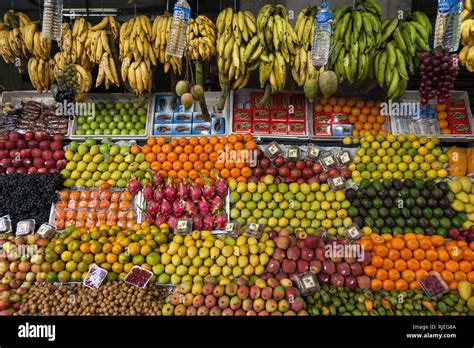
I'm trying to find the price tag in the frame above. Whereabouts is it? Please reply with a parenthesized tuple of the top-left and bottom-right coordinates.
(265, 141, 283, 159)
(343, 224, 363, 243)
(83, 264, 108, 290)
(296, 272, 320, 296)
(16, 219, 35, 235)
(244, 222, 263, 239)
(287, 147, 300, 161)
(308, 146, 320, 159)
(225, 223, 234, 233)
(225, 221, 240, 238)
(36, 223, 56, 239)
(267, 144, 279, 155)
(337, 151, 351, 165)
(329, 175, 346, 191)
(174, 218, 192, 235)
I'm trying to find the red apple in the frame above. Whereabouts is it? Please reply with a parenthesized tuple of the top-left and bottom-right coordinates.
(12, 159, 23, 168)
(278, 166, 290, 178)
(319, 172, 329, 183)
(290, 168, 301, 179)
(22, 158, 33, 167)
(52, 150, 64, 160)
(27, 167, 37, 174)
(56, 159, 67, 170)
(16, 140, 27, 149)
(6, 167, 15, 174)
(24, 131, 35, 141)
(9, 150, 19, 159)
(33, 158, 44, 168)
(37, 168, 48, 174)
(44, 159, 56, 169)
(328, 168, 340, 177)
(260, 157, 272, 170)
(50, 142, 62, 151)
(273, 156, 285, 168)
(31, 149, 42, 158)
(266, 167, 278, 176)
(295, 161, 305, 170)
(42, 150, 53, 160)
(1, 158, 12, 167)
(15, 167, 27, 174)
(302, 167, 313, 180)
(340, 168, 351, 179)
(5, 141, 15, 150)
(39, 141, 51, 151)
(8, 132, 21, 141)
(0, 150, 7, 158)
(27, 140, 38, 149)
(312, 163, 323, 174)
(34, 132, 48, 141)
(52, 135, 64, 142)
(19, 149, 31, 158)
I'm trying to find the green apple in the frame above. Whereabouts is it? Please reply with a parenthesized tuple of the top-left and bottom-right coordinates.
(60, 169, 71, 178)
(77, 144, 88, 156)
(69, 141, 79, 152)
(85, 138, 96, 147)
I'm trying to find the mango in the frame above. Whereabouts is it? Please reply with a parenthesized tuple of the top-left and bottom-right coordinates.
(456, 191, 469, 204)
(319, 70, 338, 98)
(459, 176, 472, 192)
(451, 199, 465, 212)
(448, 180, 462, 194)
(468, 297, 474, 311)
(458, 281, 472, 301)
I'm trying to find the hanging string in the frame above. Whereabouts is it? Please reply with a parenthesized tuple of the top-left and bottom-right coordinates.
(134, 1, 137, 16)
(68, 0, 73, 23)
(166, 0, 170, 13)
(10, 0, 15, 15)
(101, 0, 104, 16)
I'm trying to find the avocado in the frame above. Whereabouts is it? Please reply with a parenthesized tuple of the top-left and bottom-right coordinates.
(411, 207, 422, 218)
(389, 207, 400, 218)
(446, 192, 455, 202)
(433, 208, 444, 218)
(405, 198, 415, 209)
(375, 218, 384, 229)
(394, 197, 404, 208)
(345, 188, 356, 202)
(400, 187, 410, 198)
(371, 227, 380, 234)
(378, 189, 389, 200)
(439, 198, 450, 209)
(361, 199, 371, 209)
(352, 198, 361, 207)
(359, 207, 368, 217)
(409, 188, 420, 198)
(368, 208, 379, 220)
(401, 208, 411, 218)
(348, 206, 359, 218)
(414, 226, 424, 235)
(407, 217, 417, 228)
(427, 198, 438, 208)
(416, 197, 427, 208)
(439, 217, 451, 229)
(364, 216, 374, 227)
(353, 216, 363, 228)
(431, 188, 444, 200)
(425, 180, 435, 190)
(383, 198, 393, 208)
(366, 187, 377, 199)
(403, 226, 413, 234)
(388, 189, 398, 199)
(382, 179, 392, 190)
(379, 207, 389, 218)
(385, 217, 395, 227)
(437, 227, 448, 237)
(392, 179, 403, 190)
(445, 207, 456, 219)
(425, 227, 436, 236)
(422, 207, 433, 219)
(429, 218, 440, 228)
(356, 190, 365, 200)
(451, 215, 463, 228)
(421, 189, 431, 199)
(395, 217, 406, 227)
(414, 179, 425, 190)
(373, 198, 383, 209)
(371, 180, 382, 191)
(419, 217, 429, 229)
(381, 226, 392, 234)
(392, 226, 403, 235)
(436, 182, 449, 194)
(404, 179, 414, 188)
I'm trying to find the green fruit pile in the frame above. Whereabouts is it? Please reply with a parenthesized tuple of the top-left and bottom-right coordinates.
(431, 291, 472, 316)
(349, 134, 448, 183)
(448, 177, 474, 230)
(61, 138, 151, 188)
(229, 175, 353, 236)
(155, 231, 274, 285)
(346, 178, 464, 236)
(74, 101, 148, 136)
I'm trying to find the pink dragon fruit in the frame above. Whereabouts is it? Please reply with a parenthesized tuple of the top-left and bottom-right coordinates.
(127, 178, 142, 195)
(143, 184, 154, 202)
(192, 215, 203, 230)
(184, 200, 198, 215)
(203, 214, 215, 230)
(152, 172, 163, 186)
(173, 200, 185, 217)
(148, 201, 160, 216)
(144, 212, 154, 223)
(160, 199, 173, 217)
(154, 215, 166, 226)
(164, 176, 177, 202)
(177, 181, 190, 200)
(153, 187, 164, 203)
(190, 182, 202, 201)
(214, 171, 228, 198)
(167, 215, 178, 230)
(198, 200, 210, 215)
(215, 212, 228, 230)
(210, 196, 224, 214)
(201, 174, 216, 201)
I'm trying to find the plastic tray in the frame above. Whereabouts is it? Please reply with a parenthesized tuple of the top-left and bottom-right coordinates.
(68, 93, 153, 141)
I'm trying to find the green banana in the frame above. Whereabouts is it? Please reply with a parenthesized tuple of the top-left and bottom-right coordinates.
(393, 28, 407, 53)
(385, 63, 393, 87)
(243, 36, 260, 62)
(409, 21, 429, 41)
(386, 41, 396, 67)
(377, 51, 387, 87)
(344, 20, 353, 50)
(353, 11, 363, 37)
(361, 13, 373, 35)
(381, 19, 399, 43)
(360, 31, 367, 53)
(338, 12, 351, 41)
(401, 28, 416, 57)
(334, 5, 351, 21)
(388, 69, 400, 98)
(395, 47, 409, 80)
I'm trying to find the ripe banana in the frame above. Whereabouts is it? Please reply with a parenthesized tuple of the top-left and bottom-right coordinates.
(151, 14, 182, 75)
(460, 0, 474, 71)
(187, 16, 216, 61)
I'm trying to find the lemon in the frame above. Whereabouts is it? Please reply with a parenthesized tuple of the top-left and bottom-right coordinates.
(414, 170, 426, 179)
(392, 155, 401, 164)
(407, 133, 417, 142)
(438, 154, 448, 164)
(361, 171, 371, 179)
(417, 146, 428, 155)
(418, 136, 428, 144)
(431, 161, 442, 170)
(402, 155, 412, 164)
(353, 156, 361, 164)
(343, 137, 352, 145)
(362, 155, 371, 164)
(387, 163, 397, 172)
(371, 171, 382, 180)
(372, 155, 381, 164)
(377, 148, 386, 157)
(365, 135, 374, 143)
(366, 148, 376, 157)
(367, 163, 377, 172)
(362, 226, 372, 235)
(382, 171, 393, 180)
(381, 141, 391, 149)
(425, 141, 435, 150)
(382, 155, 392, 164)
(357, 148, 366, 156)
(424, 154, 435, 163)
(403, 171, 414, 179)
(437, 169, 448, 178)
(393, 171, 403, 180)
(391, 142, 401, 149)
(398, 162, 408, 172)
(412, 141, 420, 149)
(353, 176, 362, 184)
(408, 162, 419, 172)
(348, 163, 357, 171)
(426, 169, 438, 179)
(352, 170, 361, 178)
(386, 148, 396, 156)
(387, 134, 396, 143)
(377, 163, 387, 172)
(371, 142, 380, 150)
(396, 135, 406, 143)
(414, 155, 424, 164)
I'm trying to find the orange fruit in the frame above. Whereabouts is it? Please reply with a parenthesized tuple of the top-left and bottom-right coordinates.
(362, 107, 371, 115)
(413, 249, 426, 261)
(436, 111, 448, 120)
(383, 258, 393, 270)
(374, 245, 389, 257)
(425, 250, 438, 261)
(245, 141, 257, 150)
(401, 269, 415, 282)
(410, 281, 421, 290)
(359, 239, 374, 252)
(394, 259, 407, 272)
(415, 269, 428, 280)
(437, 248, 450, 262)
(343, 106, 352, 114)
(454, 271, 466, 282)
(440, 128, 451, 134)
(459, 260, 472, 273)
(370, 107, 379, 115)
(364, 265, 377, 277)
(440, 270, 454, 283)
(449, 281, 458, 290)
(400, 248, 413, 261)
(388, 269, 400, 281)
(243, 133, 253, 142)
(420, 259, 432, 271)
(314, 104, 323, 112)
(320, 97, 328, 105)
(355, 99, 365, 108)
(432, 260, 445, 272)
(351, 108, 361, 116)
(357, 114, 367, 123)
(391, 238, 405, 250)
(447, 245, 463, 261)
(371, 279, 383, 291)
(337, 97, 346, 106)
(467, 271, 474, 283)
(435, 103, 447, 112)
(383, 279, 395, 291)
(371, 255, 384, 267)
(376, 115, 385, 124)
(438, 120, 449, 129)
(407, 259, 420, 271)
(375, 269, 388, 280)
(405, 239, 419, 250)
(431, 235, 445, 247)
(445, 260, 459, 273)
(328, 97, 337, 106)
(354, 122, 363, 130)
(395, 279, 409, 291)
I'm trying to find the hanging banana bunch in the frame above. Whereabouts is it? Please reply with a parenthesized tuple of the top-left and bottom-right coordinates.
(151, 14, 182, 74)
(120, 15, 154, 95)
(187, 15, 217, 61)
(0, 11, 31, 68)
(56, 18, 93, 70)
(216, 7, 257, 91)
(459, 0, 474, 72)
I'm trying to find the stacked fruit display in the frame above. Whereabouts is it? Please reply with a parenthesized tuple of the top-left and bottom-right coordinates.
(448, 177, 474, 241)
(73, 101, 148, 136)
(0, 132, 65, 175)
(349, 133, 447, 182)
(305, 285, 471, 316)
(229, 176, 353, 235)
(359, 233, 474, 292)
(266, 229, 371, 289)
(42, 223, 170, 283)
(61, 138, 151, 188)
(162, 277, 308, 316)
(53, 189, 137, 230)
(154, 231, 274, 285)
(127, 172, 228, 231)
(459, 0, 474, 71)
(346, 178, 463, 236)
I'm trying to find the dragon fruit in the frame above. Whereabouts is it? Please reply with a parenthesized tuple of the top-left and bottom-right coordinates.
(190, 182, 202, 201)
(177, 181, 190, 200)
(148, 201, 160, 216)
(164, 176, 177, 202)
(167, 215, 178, 230)
(210, 196, 224, 214)
(203, 214, 215, 230)
(152, 173, 164, 186)
(143, 184, 154, 202)
(214, 171, 228, 198)
(201, 174, 216, 201)
(184, 200, 198, 215)
(144, 212, 154, 223)
(198, 200, 210, 215)
(127, 178, 142, 195)
(192, 215, 203, 231)
(173, 200, 185, 217)
(153, 187, 164, 203)
(215, 212, 228, 230)
(160, 199, 173, 217)
(154, 215, 166, 226)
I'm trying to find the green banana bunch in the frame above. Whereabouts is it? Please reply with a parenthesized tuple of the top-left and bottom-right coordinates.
(255, 4, 299, 92)
(330, 6, 381, 85)
(216, 7, 257, 90)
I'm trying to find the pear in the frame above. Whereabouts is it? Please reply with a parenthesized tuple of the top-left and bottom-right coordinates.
(456, 191, 469, 204)
(451, 199, 465, 212)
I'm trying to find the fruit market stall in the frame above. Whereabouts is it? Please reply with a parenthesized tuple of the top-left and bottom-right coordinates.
(0, 0, 474, 323)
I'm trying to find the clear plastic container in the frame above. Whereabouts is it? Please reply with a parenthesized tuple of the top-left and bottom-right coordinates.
(343, 224, 363, 243)
(320, 151, 338, 171)
(174, 218, 193, 235)
(83, 264, 108, 289)
(336, 151, 351, 166)
(295, 272, 320, 296)
(225, 221, 241, 238)
(124, 266, 153, 289)
(434, 0, 462, 52)
(166, 0, 191, 58)
(264, 141, 284, 159)
(244, 222, 263, 239)
(310, 1, 333, 66)
(36, 223, 56, 239)
(0, 215, 12, 233)
(418, 271, 449, 298)
(306, 144, 321, 161)
(287, 146, 301, 162)
(16, 219, 35, 236)
(328, 175, 347, 191)
(42, 0, 63, 41)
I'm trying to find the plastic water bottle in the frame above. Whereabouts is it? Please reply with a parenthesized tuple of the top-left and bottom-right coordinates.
(166, 0, 191, 58)
(434, 0, 462, 52)
(310, 1, 333, 67)
(41, 0, 63, 41)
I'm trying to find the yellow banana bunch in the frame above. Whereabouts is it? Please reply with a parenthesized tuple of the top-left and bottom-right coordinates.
(20, 21, 52, 60)
(460, 0, 474, 71)
(58, 18, 93, 70)
(216, 7, 257, 90)
(151, 14, 182, 74)
(187, 15, 216, 61)
(27, 57, 55, 92)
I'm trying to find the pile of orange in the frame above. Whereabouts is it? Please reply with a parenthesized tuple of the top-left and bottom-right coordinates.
(136, 134, 255, 185)
(435, 103, 451, 135)
(314, 97, 387, 137)
(359, 233, 474, 292)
